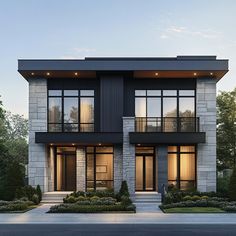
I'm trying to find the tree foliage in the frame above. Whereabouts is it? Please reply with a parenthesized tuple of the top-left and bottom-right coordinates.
(217, 88, 236, 171)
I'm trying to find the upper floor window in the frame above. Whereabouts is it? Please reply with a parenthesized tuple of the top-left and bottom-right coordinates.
(135, 89, 195, 132)
(48, 90, 94, 132)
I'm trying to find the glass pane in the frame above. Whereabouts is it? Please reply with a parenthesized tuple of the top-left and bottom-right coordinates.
(80, 90, 94, 96)
(147, 90, 161, 96)
(96, 181, 113, 190)
(86, 147, 94, 153)
(168, 154, 177, 181)
(180, 153, 195, 180)
(96, 154, 113, 183)
(135, 90, 146, 96)
(135, 98, 146, 117)
(64, 90, 78, 96)
(180, 181, 195, 191)
(56, 147, 76, 153)
(80, 124, 94, 132)
(179, 90, 195, 96)
(48, 90, 62, 96)
(64, 98, 78, 123)
(168, 146, 177, 152)
(49, 97, 62, 123)
(87, 154, 94, 181)
(86, 181, 94, 191)
(49, 124, 62, 132)
(147, 98, 161, 117)
(180, 146, 195, 152)
(179, 98, 195, 117)
(56, 154, 64, 191)
(163, 90, 177, 96)
(136, 156, 143, 190)
(64, 123, 78, 132)
(147, 117, 161, 132)
(163, 98, 177, 117)
(136, 147, 154, 154)
(145, 156, 154, 190)
(96, 146, 113, 153)
(80, 97, 94, 123)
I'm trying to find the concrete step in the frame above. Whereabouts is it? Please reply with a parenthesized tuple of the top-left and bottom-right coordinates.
(135, 192, 162, 203)
(41, 192, 72, 203)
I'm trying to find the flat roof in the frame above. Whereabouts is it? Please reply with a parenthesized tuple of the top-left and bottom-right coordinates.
(18, 56, 229, 81)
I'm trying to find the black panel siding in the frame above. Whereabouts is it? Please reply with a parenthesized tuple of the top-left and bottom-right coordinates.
(100, 75, 124, 132)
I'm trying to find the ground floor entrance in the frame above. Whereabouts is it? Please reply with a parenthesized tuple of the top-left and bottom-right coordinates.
(135, 147, 156, 191)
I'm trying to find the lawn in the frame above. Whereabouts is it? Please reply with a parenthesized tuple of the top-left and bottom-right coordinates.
(163, 207, 226, 213)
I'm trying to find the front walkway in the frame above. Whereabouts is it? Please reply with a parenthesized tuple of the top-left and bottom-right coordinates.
(1, 204, 236, 224)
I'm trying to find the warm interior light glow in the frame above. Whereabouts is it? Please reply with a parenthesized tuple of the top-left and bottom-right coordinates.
(46, 72, 50, 76)
(193, 72, 197, 76)
(74, 72, 78, 76)
(31, 72, 34, 76)
(98, 143, 102, 146)
(72, 143, 75, 146)
(155, 72, 159, 76)
(210, 72, 213, 76)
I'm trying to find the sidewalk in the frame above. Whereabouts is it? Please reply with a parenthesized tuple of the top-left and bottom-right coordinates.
(1, 204, 236, 224)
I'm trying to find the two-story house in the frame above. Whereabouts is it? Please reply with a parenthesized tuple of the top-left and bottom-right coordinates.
(18, 56, 228, 198)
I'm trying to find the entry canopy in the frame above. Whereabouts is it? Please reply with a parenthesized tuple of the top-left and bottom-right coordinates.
(18, 56, 228, 81)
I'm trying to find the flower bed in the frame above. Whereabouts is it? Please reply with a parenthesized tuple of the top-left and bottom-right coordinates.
(0, 200, 35, 213)
(160, 191, 236, 213)
(48, 181, 136, 213)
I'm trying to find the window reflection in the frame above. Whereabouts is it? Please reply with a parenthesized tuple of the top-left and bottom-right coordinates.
(49, 97, 62, 123)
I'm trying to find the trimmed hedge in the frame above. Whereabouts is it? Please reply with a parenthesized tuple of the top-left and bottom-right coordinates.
(0, 200, 34, 212)
(48, 203, 136, 213)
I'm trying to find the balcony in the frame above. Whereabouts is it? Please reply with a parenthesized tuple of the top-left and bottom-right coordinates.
(135, 117, 199, 132)
(129, 117, 205, 144)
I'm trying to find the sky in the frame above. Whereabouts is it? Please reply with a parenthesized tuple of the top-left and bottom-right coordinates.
(0, 0, 235, 118)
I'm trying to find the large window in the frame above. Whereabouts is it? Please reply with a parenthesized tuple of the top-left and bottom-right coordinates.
(86, 146, 114, 191)
(168, 145, 196, 190)
(48, 90, 94, 132)
(135, 89, 195, 132)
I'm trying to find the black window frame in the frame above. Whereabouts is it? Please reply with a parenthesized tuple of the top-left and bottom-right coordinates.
(48, 89, 94, 132)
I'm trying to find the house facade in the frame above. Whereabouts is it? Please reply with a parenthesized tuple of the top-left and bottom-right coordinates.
(18, 56, 228, 197)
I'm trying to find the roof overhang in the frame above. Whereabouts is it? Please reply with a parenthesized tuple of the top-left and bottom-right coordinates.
(18, 56, 228, 81)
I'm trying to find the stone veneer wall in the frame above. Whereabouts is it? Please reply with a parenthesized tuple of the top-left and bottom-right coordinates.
(76, 147, 86, 192)
(47, 147, 54, 191)
(196, 78, 217, 192)
(123, 117, 135, 198)
(28, 78, 48, 192)
(114, 145, 123, 192)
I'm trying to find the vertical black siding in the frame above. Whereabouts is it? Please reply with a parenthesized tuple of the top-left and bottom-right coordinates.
(100, 75, 124, 132)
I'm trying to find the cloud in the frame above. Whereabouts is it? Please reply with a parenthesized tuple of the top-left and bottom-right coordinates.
(160, 26, 222, 39)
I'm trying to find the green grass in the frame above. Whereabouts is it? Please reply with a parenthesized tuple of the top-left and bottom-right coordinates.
(163, 207, 225, 213)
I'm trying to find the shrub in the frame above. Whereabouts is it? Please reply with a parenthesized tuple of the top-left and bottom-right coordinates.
(191, 195, 201, 201)
(119, 181, 129, 197)
(32, 194, 39, 205)
(229, 168, 236, 201)
(201, 196, 209, 200)
(77, 196, 86, 201)
(64, 196, 78, 203)
(121, 195, 132, 206)
(183, 195, 192, 201)
(36, 185, 42, 202)
(15, 185, 37, 202)
(85, 190, 114, 198)
(90, 196, 100, 201)
(222, 205, 236, 212)
(0, 200, 33, 212)
(217, 176, 230, 196)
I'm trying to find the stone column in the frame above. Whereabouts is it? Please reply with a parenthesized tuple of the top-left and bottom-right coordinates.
(28, 78, 48, 192)
(114, 145, 123, 192)
(123, 117, 135, 198)
(76, 147, 86, 192)
(157, 146, 168, 192)
(47, 146, 54, 192)
(196, 78, 217, 192)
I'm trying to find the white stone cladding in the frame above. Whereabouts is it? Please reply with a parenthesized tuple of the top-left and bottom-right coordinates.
(76, 147, 86, 191)
(28, 78, 48, 192)
(196, 78, 217, 192)
(114, 145, 123, 192)
(122, 117, 135, 198)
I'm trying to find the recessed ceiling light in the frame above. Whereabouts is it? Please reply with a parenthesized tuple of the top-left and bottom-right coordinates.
(74, 72, 78, 76)
(155, 72, 159, 76)
(31, 72, 34, 76)
(46, 72, 50, 76)
(137, 144, 141, 146)
(72, 143, 75, 146)
(98, 143, 102, 146)
(193, 72, 197, 76)
(210, 72, 213, 76)
(50, 143, 53, 146)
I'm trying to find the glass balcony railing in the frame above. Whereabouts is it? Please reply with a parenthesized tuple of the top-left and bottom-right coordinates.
(135, 117, 199, 132)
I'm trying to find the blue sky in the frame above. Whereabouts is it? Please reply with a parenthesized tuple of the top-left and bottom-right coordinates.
(0, 0, 235, 117)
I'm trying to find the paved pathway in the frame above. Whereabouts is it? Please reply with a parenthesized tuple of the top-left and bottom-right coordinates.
(1, 204, 236, 224)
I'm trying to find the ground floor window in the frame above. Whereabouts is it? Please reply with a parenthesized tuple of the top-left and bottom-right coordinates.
(168, 145, 196, 190)
(86, 146, 114, 191)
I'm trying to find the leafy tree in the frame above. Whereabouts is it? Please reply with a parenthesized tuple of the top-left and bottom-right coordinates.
(217, 88, 236, 171)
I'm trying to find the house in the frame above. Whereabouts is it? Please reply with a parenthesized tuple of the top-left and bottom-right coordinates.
(18, 56, 228, 198)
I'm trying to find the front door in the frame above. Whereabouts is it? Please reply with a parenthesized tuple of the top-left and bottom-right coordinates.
(135, 155, 155, 191)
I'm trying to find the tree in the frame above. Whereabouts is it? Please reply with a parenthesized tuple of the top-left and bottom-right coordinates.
(217, 88, 236, 171)
(229, 168, 236, 200)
